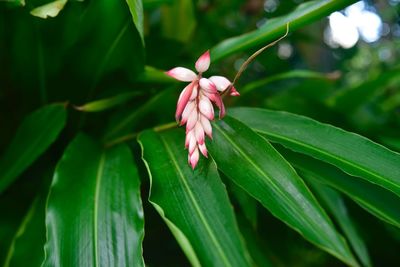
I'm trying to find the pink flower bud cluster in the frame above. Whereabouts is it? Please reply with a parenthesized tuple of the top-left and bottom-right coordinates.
(166, 50, 239, 169)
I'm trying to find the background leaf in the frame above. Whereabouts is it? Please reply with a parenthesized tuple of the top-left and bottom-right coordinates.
(125, 0, 145, 44)
(161, 0, 196, 42)
(42, 134, 144, 267)
(139, 129, 253, 267)
(75, 92, 141, 112)
(208, 116, 357, 266)
(30, 0, 68, 19)
(211, 0, 357, 61)
(0, 103, 67, 194)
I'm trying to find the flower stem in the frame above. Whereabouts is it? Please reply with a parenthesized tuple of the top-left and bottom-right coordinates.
(231, 22, 290, 87)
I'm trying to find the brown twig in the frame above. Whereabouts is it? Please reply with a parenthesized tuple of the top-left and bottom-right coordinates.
(231, 22, 291, 87)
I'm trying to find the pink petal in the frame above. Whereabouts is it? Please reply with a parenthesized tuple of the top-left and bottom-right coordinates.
(166, 67, 197, 82)
(199, 143, 208, 158)
(189, 148, 200, 169)
(185, 130, 193, 148)
(195, 121, 205, 145)
(186, 109, 198, 131)
(195, 50, 210, 73)
(180, 101, 195, 125)
(208, 93, 225, 118)
(200, 115, 212, 138)
(199, 78, 217, 93)
(230, 86, 240, 96)
(190, 84, 199, 100)
(199, 95, 214, 120)
(175, 81, 195, 121)
(209, 76, 232, 92)
(188, 135, 197, 154)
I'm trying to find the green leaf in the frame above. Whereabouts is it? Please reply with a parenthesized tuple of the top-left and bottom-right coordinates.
(240, 69, 338, 96)
(309, 182, 372, 267)
(3, 197, 45, 267)
(230, 107, 400, 198)
(75, 92, 141, 112)
(125, 0, 145, 44)
(42, 134, 144, 267)
(161, 0, 196, 42)
(134, 66, 176, 84)
(211, 0, 357, 62)
(138, 129, 253, 267)
(0, 104, 67, 194)
(281, 149, 400, 228)
(208, 116, 357, 266)
(30, 0, 68, 19)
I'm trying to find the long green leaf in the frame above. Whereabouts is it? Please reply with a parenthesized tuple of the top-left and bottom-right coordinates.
(125, 0, 145, 44)
(0, 104, 67, 194)
(211, 0, 357, 62)
(3, 197, 45, 267)
(309, 182, 371, 267)
(230, 107, 400, 197)
(138, 129, 253, 267)
(42, 134, 144, 266)
(281, 148, 400, 228)
(208, 116, 357, 266)
(75, 92, 141, 112)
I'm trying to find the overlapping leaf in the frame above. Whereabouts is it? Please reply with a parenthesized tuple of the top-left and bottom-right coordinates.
(208, 116, 357, 266)
(230, 107, 400, 197)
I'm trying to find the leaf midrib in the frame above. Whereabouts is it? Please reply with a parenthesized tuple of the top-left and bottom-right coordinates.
(159, 135, 232, 267)
(93, 152, 106, 267)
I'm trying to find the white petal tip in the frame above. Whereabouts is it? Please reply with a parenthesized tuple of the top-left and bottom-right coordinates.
(195, 50, 211, 73)
(166, 67, 197, 82)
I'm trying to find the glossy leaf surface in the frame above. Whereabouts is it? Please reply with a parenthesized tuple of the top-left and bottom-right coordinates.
(42, 134, 144, 267)
(230, 108, 400, 197)
(139, 129, 253, 267)
(208, 116, 357, 266)
(0, 104, 67, 194)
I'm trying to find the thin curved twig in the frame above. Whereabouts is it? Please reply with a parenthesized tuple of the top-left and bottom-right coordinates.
(231, 22, 291, 87)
